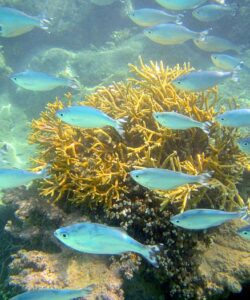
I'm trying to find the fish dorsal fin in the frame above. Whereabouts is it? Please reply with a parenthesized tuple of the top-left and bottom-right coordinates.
(112, 226, 127, 233)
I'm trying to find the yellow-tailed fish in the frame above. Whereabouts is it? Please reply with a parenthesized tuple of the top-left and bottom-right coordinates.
(153, 111, 211, 133)
(155, 0, 207, 10)
(211, 53, 250, 72)
(237, 225, 250, 240)
(130, 168, 212, 190)
(56, 105, 126, 137)
(171, 207, 248, 230)
(10, 284, 95, 300)
(194, 35, 241, 53)
(128, 8, 183, 27)
(144, 23, 208, 45)
(10, 71, 78, 91)
(54, 222, 161, 268)
(172, 70, 235, 92)
(0, 7, 50, 38)
(192, 4, 237, 22)
(215, 109, 250, 127)
(237, 137, 250, 155)
(0, 167, 48, 189)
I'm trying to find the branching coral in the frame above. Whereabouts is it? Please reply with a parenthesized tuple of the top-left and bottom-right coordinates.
(29, 57, 247, 211)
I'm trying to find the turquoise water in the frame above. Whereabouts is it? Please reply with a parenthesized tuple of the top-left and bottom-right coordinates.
(0, 0, 250, 299)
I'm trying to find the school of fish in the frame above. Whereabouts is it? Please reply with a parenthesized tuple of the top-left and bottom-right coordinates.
(0, 1, 250, 299)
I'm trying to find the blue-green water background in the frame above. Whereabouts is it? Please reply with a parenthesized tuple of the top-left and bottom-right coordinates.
(0, 0, 250, 299)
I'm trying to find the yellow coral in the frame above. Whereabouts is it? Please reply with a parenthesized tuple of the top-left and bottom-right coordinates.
(29, 58, 247, 211)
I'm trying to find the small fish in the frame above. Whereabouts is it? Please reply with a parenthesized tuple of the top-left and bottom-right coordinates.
(10, 71, 77, 91)
(237, 225, 250, 240)
(192, 4, 236, 22)
(0, 7, 50, 38)
(211, 53, 243, 71)
(10, 284, 95, 300)
(54, 222, 161, 267)
(130, 168, 212, 190)
(153, 111, 211, 134)
(215, 109, 250, 127)
(144, 23, 208, 45)
(155, 0, 207, 10)
(91, 0, 117, 5)
(237, 137, 250, 155)
(56, 106, 126, 137)
(172, 70, 234, 92)
(128, 8, 183, 27)
(171, 207, 248, 230)
(194, 35, 241, 53)
(0, 167, 48, 189)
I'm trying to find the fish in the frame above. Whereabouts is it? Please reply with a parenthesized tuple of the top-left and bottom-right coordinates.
(171, 207, 248, 230)
(130, 168, 212, 190)
(211, 53, 250, 72)
(172, 70, 235, 92)
(144, 23, 208, 45)
(237, 225, 250, 240)
(10, 284, 95, 300)
(155, 0, 207, 10)
(192, 4, 236, 22)
(54, 222, 161, 267)
(153, 111, 211, 134)
(10, 71, 78, 91)
(215, 109, 250, 127)
(194, 35, 241, 53)
(56, 106, 126, 137)
(91, 0, 117, 5)
(237, 137, 250, 155)
(0, 167, 48, 189)
(128, 8, 183, 27)
(0, 7, 50, 38)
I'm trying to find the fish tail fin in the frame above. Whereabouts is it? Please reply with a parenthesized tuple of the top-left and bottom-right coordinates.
(67, 78, 80, 90)
(115, 117, 127, 138)
(231, 70, 239, 82)
(201, 121, 212, 134)
(39, 17, 51, 30)
(197, 171, 213, 186)
(37, 166, 50, 179)
(80, 284, 96, 297)
(141, 244, 162, 268)
(230, 3, 239, 17)
(239, 206, 250, 221)
(175, 14, 184, 25)
(198, 28, 211, 41)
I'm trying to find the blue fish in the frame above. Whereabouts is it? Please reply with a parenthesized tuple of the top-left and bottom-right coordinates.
(237, 137, 250, 155)
(130, 168, 212, 190)
(192, 4, 236, 22)
(211, 54, 244, 71)
(237, 225, 250, 240)
(215, 109, 250, 128)
(10, 71, 78, 91)
(56, 105, 126, 137)
(172, 70, 234, 92)
(171, 208, 248, 230)
(54, 222, 161, 267)
(0, 7, 50, 38)
(144, 23, 208, 45)
(0, 167, 48, 189)
(153, 111, 211, 133)
(10, 284, 95, 300)
(128, 8, 183, 27)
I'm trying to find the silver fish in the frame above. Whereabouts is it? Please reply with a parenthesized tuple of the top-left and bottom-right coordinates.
(54, 222, 161, 267)
(130, 168, 212, 190)
(171, 207, 248, 230)
(192, 4, 236, 22)
(153, 111, 211, 133)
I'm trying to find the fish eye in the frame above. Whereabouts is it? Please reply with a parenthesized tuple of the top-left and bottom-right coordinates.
(148, 31, 151, 34)
(244, 142, 248, 146)
(13, 77, 17, 81)
(221, 117, 224, 121)
(244, 231, 248, 235)
(135, 175, 139, 178)
(60, 113, 64, 117)
(177, 81, 181, 84)
(61, 232, 68, 239)
(176, 220, 180, 223)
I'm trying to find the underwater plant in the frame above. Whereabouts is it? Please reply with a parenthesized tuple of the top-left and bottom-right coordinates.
(29, 58, 247, 212)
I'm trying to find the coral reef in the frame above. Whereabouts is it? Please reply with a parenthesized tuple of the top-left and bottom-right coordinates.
(30, 58, 247, 212)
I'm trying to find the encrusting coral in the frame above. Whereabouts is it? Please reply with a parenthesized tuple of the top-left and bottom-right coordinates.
(29, 57, 247, 212)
